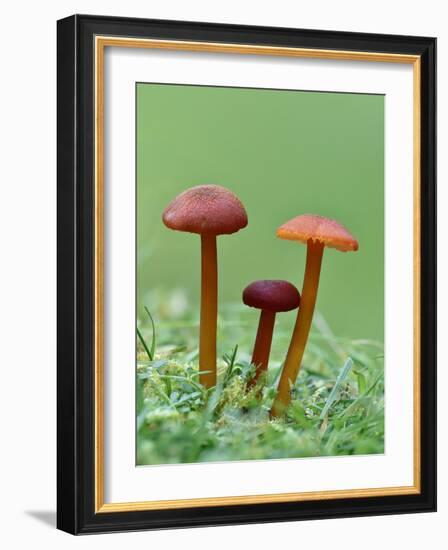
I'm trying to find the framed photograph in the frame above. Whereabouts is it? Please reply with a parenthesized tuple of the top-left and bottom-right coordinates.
(57, 14, 436, 534)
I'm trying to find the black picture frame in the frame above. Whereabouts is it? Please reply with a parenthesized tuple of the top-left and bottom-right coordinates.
(57, 14, 436, 535)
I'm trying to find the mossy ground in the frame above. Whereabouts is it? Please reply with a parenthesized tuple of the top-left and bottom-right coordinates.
(136, 297, 384, 466)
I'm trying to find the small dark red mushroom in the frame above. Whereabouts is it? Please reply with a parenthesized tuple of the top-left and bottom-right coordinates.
(163, 184, 248, 388)
(243, 280, 300, 388)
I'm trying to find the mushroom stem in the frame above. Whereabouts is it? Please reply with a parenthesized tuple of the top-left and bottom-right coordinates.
(271, 240, 324, 417)
(248, 309, 276, 388)
(199, 233, 218, 388)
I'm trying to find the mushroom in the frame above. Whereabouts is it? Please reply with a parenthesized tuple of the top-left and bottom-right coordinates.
(271, 214, 358, 417)
(243, 280, 300, 388)
(162, 184, 248, 388)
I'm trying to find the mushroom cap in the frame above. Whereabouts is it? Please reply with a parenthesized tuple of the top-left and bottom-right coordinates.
(162, 184, 248, 235)
(243, 280, 301, 312)
(277, 214, 358, 252)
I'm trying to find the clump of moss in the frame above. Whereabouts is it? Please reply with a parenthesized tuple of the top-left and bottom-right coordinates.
(136, 306, 384, 466)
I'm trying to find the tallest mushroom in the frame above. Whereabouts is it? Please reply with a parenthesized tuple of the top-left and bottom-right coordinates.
(163, 184, 248, 388)
(271, 214, 358, 417)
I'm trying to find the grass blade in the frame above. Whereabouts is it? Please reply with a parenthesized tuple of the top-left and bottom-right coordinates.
(319, 357, 354, 419)
(223, 345, 239, 385)
(144, 306, 157, 360)
(313, 311, 346, 358)
(337, 372, 382, 419)
(158, 374, 204, 393)
(137, 326, 153, 361)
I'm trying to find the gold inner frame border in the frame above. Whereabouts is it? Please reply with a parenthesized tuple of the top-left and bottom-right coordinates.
(94, 36, 421, 513)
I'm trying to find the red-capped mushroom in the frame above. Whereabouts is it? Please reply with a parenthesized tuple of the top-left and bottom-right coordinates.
(163, 184, 248, 388)
(243, 280, 300, 388)
(271, 214, 358, 417)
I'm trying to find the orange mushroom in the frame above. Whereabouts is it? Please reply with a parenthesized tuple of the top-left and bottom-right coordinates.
(163, 184, 248, 388)
(271, 214, 358, 417)
(243, 280, 300, 388)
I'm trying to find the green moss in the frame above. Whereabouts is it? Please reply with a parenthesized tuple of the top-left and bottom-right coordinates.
(136, 304, 384, 466)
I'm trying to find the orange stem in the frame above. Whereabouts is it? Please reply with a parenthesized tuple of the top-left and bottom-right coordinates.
(271, 241, 324, 417)
(248, 309, 276, 389)
(199, 234, 218, 388)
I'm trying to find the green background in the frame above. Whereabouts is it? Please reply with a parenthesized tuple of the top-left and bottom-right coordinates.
(136, 83, 384, 343)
